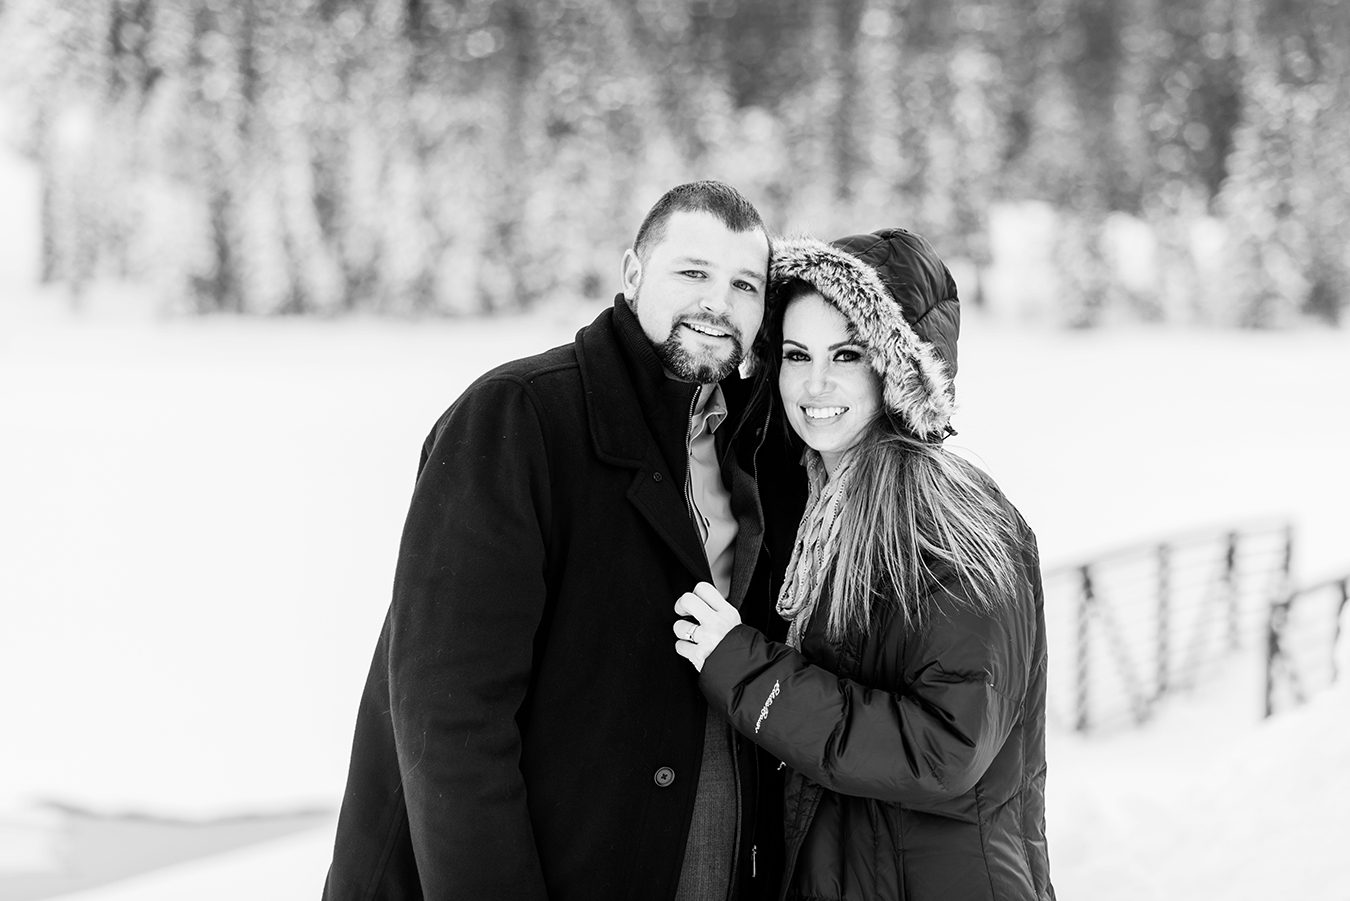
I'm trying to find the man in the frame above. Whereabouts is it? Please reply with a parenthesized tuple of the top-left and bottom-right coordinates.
(324, 181, 803, 900)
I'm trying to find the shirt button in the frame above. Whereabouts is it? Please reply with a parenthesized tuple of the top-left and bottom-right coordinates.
(653, 766, 675, 788)
(653, 472, 663, 482)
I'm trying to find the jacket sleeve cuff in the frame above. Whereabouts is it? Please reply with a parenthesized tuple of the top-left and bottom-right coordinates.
(698, 624, 796, 738)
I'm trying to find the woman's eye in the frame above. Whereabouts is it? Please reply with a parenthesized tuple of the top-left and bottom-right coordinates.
(835, 349, 863, 363)
(781, 349, 808, 363)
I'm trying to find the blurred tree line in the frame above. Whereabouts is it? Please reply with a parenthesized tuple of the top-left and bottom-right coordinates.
(0, 0, 1345, 324)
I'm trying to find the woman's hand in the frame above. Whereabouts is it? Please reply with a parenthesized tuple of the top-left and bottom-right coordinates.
(673, 581, 742, 672)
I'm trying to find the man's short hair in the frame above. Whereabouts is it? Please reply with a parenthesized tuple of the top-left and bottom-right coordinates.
(633, 181, 766, 262)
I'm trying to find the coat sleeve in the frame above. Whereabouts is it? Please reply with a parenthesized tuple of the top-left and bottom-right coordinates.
(387, 375, 552, 899)
(699, 571, 1037, 810)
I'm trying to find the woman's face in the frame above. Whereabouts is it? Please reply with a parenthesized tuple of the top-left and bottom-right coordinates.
(778, 291, 881, 476)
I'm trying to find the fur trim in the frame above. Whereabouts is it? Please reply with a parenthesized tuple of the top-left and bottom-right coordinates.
(770, 236, 954, 439)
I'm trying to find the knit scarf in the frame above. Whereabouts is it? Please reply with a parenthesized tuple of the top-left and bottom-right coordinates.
(776, 450, 855, 650)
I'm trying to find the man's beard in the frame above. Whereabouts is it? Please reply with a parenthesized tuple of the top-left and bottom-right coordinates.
(657, 320, 744, 384)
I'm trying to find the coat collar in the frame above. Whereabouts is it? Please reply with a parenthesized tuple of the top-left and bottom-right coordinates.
(578, 295, 705, 471)
(576, 295, 772, 602)
(576, 296, 703, 580)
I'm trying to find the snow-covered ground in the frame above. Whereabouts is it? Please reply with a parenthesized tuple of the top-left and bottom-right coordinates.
(30, 674, 1350, 901)
(2, 140, 1348, 897)
(4, 282, 1347, 900)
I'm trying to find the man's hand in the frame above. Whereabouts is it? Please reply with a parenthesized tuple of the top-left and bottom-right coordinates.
(673, 582, 742, 672)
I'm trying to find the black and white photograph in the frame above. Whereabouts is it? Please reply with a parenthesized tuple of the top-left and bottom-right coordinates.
(1, 1, 1347, 899)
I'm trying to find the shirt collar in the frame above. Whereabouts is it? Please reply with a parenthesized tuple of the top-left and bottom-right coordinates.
(691, 383, 727, 440)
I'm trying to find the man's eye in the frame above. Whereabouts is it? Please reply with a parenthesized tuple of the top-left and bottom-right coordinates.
(681, 270, 707, 279)
(734, 280, 761, 293)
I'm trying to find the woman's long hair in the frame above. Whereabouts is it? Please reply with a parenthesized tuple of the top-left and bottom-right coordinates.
(826, 415, 1022, 638)
(760, 278, 1024, 640)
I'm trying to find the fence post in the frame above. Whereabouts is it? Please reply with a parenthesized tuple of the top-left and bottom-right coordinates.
(1279, 524, 1294, 591)
(1261, 526, 1296, 720)
(1156, 543, 1171, 697)
(1333, 578, 1350, 683)
(1224, 531, 1239, 650)
(1075, 565, 1094, 733)
(1264, 599, 1283, 719)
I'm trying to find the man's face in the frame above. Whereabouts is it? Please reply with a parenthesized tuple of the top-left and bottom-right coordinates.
(622, 210, 769, 384)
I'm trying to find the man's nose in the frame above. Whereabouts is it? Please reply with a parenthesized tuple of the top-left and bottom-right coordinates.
(698, 283, 734, 315)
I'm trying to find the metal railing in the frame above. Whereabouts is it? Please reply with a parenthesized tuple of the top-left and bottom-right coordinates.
(1265, 573, 1350, 717)
(1043, 520, 1293, 733)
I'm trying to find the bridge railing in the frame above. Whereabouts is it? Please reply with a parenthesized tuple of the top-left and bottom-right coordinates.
(1043, 520, 1293, 733)
(1265, 573, 1350, 718)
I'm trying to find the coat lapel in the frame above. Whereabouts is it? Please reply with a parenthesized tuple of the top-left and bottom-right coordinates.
(576, 300, 710, 583)
(718, 379, 767, 610)
(625, 464, 709, 581)
(724, 455, 764, 609)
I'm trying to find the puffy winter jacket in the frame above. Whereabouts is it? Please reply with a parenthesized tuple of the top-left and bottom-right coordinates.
(699, 498, 1055, 901)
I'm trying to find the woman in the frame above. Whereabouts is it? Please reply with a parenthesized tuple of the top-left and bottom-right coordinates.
(672, 229, 1054, 900)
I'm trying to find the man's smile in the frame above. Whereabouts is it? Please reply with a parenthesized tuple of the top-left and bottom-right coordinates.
(681, 320, 732, 339)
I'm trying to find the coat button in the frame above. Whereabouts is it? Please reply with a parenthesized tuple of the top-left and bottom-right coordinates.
(653, 766, 675, 788)
(653, 472, 663, 482)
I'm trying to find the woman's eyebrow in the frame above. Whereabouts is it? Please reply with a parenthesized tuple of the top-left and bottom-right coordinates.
(780, 338, 863, 351)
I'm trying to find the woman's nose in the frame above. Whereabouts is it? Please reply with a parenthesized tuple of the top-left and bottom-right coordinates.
(805, 362, 830, 395)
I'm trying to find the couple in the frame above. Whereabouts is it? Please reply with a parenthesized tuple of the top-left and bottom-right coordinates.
(323, 181, 1054, 901)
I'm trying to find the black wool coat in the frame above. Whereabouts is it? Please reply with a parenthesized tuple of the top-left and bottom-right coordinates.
(699, 498, 1055, 901)
(323, 298, 803, 901)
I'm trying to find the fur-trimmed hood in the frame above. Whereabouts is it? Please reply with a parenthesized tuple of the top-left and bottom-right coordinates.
(768, 228, 961, 439)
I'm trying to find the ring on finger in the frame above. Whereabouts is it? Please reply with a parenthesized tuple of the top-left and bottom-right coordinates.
(689, 624, 699, 643)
